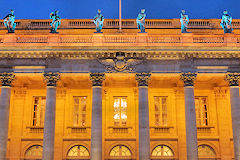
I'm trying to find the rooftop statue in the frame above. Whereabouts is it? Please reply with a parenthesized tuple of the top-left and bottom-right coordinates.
(3, 9, 16, 33)
(180, 10, 189, 33)
(136, 9, 146, 33)
(50, 10, 61, 33)
(220, 10, 233, 33)
(93, 9, 104, 33)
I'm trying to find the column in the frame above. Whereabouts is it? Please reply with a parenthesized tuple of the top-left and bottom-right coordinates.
(42, 72, 60, 160)
(136, 73, 151, 160)
(0, 72, 15, 160)
(90, 72, 105, 160)
(180, 72, 198, 160)
(226, 73, 240, 160)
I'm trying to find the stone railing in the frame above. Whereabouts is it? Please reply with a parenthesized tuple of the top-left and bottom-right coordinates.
(0, 33, 239, 47)
(1, 19, 240, 29)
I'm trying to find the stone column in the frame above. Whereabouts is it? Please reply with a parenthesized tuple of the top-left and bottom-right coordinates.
(136, 73, 151, 160)
(42, 72, 60, 160)
(90, 73, 105, 160)
(226, 73, 240, 160)
(0, 72, 15, 160)
(180, 72, 198, 160)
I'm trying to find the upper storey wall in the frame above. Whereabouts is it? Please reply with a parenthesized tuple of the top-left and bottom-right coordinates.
(1, 19, 240, 35)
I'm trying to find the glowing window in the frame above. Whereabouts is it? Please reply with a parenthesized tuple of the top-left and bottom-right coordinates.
(32, 97, 46, 126)
(24, 145, 42, 158)
(152, 145, 174, 157)
(67, 145, 90, 157)
(195, 97, 208, 126)
(110, 145, 132, 157)
(198, 145, 216, 157)
(113, 97, 127, 126)
(73, 97, 87, 126)
(154, 97, 168, 126)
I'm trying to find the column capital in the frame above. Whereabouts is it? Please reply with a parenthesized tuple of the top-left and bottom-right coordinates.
(0, 72, 15, 87)
(135, 72, 151, 87)
(180, 72, 197, 87)
(90, 72, 105, 87)
(225, 72, 240, 87)
(43, 72, 60, 87)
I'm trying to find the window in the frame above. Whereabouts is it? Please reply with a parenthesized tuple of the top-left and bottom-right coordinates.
(24, 145, 42, 160)
(32, 97, 46, 126)
(67, 145, 90, 157)
(154, 97, 168, 126)
(151, 145, 174, 157)
(113, 97, 127, 126)
(195, 97, 208, 126)
(73, 97, 87, 126)
(198, 145, 216, 159)
(109, 145, 132, 157)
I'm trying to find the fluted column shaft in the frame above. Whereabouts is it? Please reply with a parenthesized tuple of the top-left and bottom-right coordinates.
(90, 73, 105, 160)
(136, 73, 151, 160)
(181, 72, 198, 160)
(226, 73, 240, 160)
(0, 73, 15, 160)
(42, 72, 60, 160)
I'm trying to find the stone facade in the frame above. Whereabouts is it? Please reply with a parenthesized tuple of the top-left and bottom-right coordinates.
(0, 18, 239, 160)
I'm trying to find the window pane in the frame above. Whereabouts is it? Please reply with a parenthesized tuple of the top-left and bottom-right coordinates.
(25, 145, 43, 157)
(198, 145, 216, 157)
(73, 97, 87, 127)
(33, 97, 46, 127)
(67, 145, 90, 157)
(113, 97, 127, 126)
(195, 97, 208, 126)
(110, 145, 131, 157)
(151, 145, 174, 157)
(154, 97, 168, 126)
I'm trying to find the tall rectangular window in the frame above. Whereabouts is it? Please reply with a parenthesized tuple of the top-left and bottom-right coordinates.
(113, 97, 127, 126)
(73, 97, 87, 126)
(154, 96, 167, 126)
(195, 97, 208, 126)
(32, 97, 46, 126)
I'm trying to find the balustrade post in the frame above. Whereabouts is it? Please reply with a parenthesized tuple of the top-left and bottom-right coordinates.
(0, 72, 15, 160)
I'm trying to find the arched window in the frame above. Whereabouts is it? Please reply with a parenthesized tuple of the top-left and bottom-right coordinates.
(109, 145, 132, 157)
(24, 145, 42, 160)
(198, 144, 216, 159)
(151, 145, 174, 158)
(67, 145, 90, 159)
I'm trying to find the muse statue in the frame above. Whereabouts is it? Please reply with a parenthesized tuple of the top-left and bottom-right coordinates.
(220, 10, 233, 33)
(180, 10, 189, 33)
(50, 10, 61, 33)
(93, 9, 104, 33)
(3, 9, 16, 33)
(136, 9, 146, 33)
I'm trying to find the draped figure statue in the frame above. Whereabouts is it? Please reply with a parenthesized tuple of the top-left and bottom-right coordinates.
(50, 10, 61, 33)
(136, 9, 146, 33)
(180, 10, 189, 33)
(3, 9, 16, 33)
(220, 10, 233, 33)
(93, 9, 104, 33)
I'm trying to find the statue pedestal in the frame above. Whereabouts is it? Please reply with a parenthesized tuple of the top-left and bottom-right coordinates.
(48, 34, 60, 45)
(4, 34, 16, 44)
(224, 33, 236, 47)
(93, 33, 104, 45)
(181, 33, 193, 46)
(137, 32, 148, 44)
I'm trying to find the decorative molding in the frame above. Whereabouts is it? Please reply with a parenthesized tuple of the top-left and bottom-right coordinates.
(43, 72, 60, 87)
(98, 52, 144, 72)
(56, 88, 67, 98)
(14, 87, 27, 98)
(135, 73, 151, 87)
(0, 72, 15, 87)
(225, 73, 240, 86)
(89, 72, 105, 87)
(180, 72, 197, 87)
(214, 87, 228, 98)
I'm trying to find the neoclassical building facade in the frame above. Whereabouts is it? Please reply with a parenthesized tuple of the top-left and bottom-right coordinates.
(0, 19, 240, 160)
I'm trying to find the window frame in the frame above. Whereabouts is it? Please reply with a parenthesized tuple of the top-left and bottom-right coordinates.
(72, 96, 87, 127)
(153, 96, 168, 126)
(113, 96, 128, 127)
(195, 96, 209, 127)
(31, 96, 46, 127)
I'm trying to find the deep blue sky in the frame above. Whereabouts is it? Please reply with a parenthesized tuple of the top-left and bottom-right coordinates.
(0, 0, 239, 19)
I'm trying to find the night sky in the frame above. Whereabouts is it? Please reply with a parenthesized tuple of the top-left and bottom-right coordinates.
(0, 0, 239, 19)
